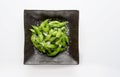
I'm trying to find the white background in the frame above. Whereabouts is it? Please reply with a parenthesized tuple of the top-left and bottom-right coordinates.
(0, 0, 120, 77)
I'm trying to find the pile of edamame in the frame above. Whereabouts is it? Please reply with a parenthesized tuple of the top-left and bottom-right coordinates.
(30, 19, 69, 56)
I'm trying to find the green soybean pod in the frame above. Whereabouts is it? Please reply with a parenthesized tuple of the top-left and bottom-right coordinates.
(61, 26, 67, 33)
(58, 21, 67, 27)
(56, 31, 61, 37)
(49, 29, 54, 34)
(32, 26, 40, 34)
(49, 37, 56, 42)
(52, 31, 57, 36)
(50, 21, 67, 28)
(62, 33, 69, 44)
(49, 21, 61, 25)
(56, 29, 62, 37)
(60, 37, 66, 47)
(44, 43, 51, 53)
(39, 19, 49, 29)
(47, 49, 51, 53)
(53, 23, 63, 28)
(31, 34, 38, 48)
(47, 44, 56, 49)
(50, 24, 59, 27)
(31, 34, 36, 43)
(60, 47, 66, 52)
(62, 41, 66, 47)
(55, 39, 61, 45)
(47, 47, 61, 56)
(30, 29, 36, 34)
(46, 48, 51, 53)
(38, 33, 44, 42)
(43, 42, 56, 49)
(35, 36, 40, 43)
(44, 34, 51, 41)
(38, 42, 46, 53)
(39, 46, 46, 53)
(45, 25, 50, 33)
(36, 45, 42, 52)
(65, 35, 69, 44)
(42, 26, 49, 33)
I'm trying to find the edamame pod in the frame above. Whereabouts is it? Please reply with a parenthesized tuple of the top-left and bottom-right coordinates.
(31, 34, 38, 48)
(44, 34, 51, 41)
(49, 21, 61, 25)
(30, 29, 36, 34)
(32, 26, 40, 34)
(49, 29, 54, 34)
(38, 33, 43, 42)
(48, 44, 56, 49)
(55, 39, 61, 45)
(56, 29, 62, 37)
(59, 21, 67, 27)
(31, 34, 36, 43)
(47, 47, 61, 56)
(49, 37, 56, 42)
(49, 21, 67, 28)
(52, 31, 57, 36)
(39, 19, 49, 29)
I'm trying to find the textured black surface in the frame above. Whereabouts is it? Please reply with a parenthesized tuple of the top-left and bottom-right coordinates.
(24, 10, 79, 65)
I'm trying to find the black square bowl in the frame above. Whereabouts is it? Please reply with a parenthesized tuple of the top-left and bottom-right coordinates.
(24, 10, 79, 65)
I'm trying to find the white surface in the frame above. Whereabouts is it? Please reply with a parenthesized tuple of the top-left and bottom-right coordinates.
(0, 0, 120, 77)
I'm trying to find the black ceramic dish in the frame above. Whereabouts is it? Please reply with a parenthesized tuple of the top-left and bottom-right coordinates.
(24, 10, 79, 65)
